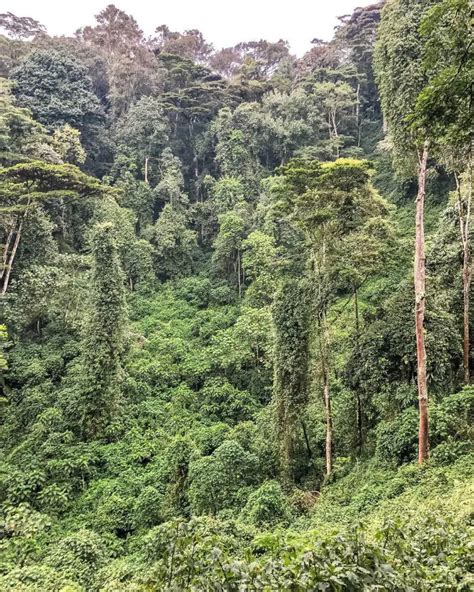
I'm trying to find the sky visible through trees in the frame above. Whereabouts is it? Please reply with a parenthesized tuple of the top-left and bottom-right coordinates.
(2, 0, 378, 56)
(0, 1, 473, 589)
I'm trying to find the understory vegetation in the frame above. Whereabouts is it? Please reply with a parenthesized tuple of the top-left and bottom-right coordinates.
(0, 1, 473, 590)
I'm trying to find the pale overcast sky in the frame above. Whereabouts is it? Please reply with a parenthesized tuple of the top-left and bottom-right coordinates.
(3, 1, 375, 56)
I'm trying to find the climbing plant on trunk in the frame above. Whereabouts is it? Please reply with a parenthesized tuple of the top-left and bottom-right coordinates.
(278, 157, 389, 475)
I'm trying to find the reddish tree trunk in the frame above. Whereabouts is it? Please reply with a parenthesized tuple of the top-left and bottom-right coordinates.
(354, 287, 363, 452)
(456, 168, 472, 385)
(318, 309, 333, 477)
(415, 141, 430, 464)
(462, 252, 471, 384)
(323, 377, 332, 476)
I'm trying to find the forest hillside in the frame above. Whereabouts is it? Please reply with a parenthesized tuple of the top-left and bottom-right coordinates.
(0, 1, 473, 590)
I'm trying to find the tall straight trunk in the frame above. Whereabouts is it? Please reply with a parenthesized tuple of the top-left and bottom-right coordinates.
(144, 157, 149, 185)
(355, 83, 361, 148)
(353, 287, 363, 452)
(1, 199, 32, 297)
(318, 312, 332, 476)
(314, 238, 333, 476)
(456, 167, 472, 385)
(415, 140, 430, 464)
(462, 251, 471, 384)
(323, 375, 332, 476)
(237, 250, 241, 298)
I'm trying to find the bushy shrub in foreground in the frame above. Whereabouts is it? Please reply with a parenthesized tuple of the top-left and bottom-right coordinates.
(94, 511, 472, 591)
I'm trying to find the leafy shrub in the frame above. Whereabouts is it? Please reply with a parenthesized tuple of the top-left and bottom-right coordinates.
(0, 565, 82, 591)
(376, 407, 419, 464)
(174, 276, 212, 308)
(376, 387, 474, 465)
(188, 440, 259, 515)
(431, 387, 474, 444)
(45, 529, 109, 588)
(430, 439, 471, 465)
(198, 378, 259, 424)
(240, 480, 290, 526)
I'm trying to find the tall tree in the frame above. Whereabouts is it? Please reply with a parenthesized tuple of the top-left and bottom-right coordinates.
(272, 280, 311, 482)
(11, 50, 104, 160)
(0, 161, 105, 296)
(414, 0, 474, 384)
(0, 78, 49, 164)
(334, 2, 384, 146)
(81, 221, 127, 437)
(114, 96, 169, 185)
(279, 158, 389, 474)
(0, 12, 46, 76)
(78, 4, 161, 117)
(212, 203, 249, 297)
(153, 26, 213, 63)
(374, 0, 436, 463)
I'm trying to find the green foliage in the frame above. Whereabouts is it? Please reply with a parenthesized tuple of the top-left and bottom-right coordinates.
(189, 439, 259, 515)
(374, 0, 437, 174)
(0, 323, 8, 371)
(0, 78, 49, 164)
(114, 96, 169, 183)
(0, 4, 472, 590)
(152, 204, 196, 279)
(413, 0, 473, 167)
(240, 480, 290, 526)
(11, 49, 104, 158)
(273, 280, 311, 479)
(198, 378, 259, 424)
(377, 388, 474, 464)
(50, 124, 86, 165)
(45, 529, 109, 588)
(80, 222, 127, 437)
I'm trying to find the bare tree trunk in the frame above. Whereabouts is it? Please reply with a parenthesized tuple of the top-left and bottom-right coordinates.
(237, 250, 242, 298)
(415, 140, 430, 464)
(319, 313, 332, 476)
(144, 157, 149, 185)
(1, 222, 15, 280)
(323, 374, 332, 476)
(330, 110, 340, 158)
(1, 218, 23, 296)
(462, 252, 471, 384)
(355, 82, 361, 148)
(353, 287, 363, 452)
(456, 167, 472, 385)
(331, 110, 339, 138)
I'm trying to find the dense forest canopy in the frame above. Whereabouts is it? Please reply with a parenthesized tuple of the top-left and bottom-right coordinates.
(0, 1, 473, 590)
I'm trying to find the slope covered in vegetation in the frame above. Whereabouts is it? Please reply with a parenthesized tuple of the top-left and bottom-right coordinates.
(0, 1, 473, 590)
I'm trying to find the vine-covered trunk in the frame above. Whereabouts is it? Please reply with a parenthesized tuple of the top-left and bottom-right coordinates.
(415, 141, 429, 464)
